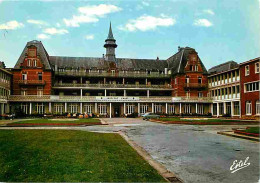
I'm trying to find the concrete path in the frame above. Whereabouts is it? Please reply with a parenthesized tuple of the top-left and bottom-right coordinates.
(0, 118, 259, 183)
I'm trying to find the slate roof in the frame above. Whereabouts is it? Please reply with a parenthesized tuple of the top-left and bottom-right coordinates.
(49, 56, 167, 71)
(14, 40, 51, 70)
(208, 61, 239, 75)
(166, 47, 208, 75)
(106, 22, 115, 41)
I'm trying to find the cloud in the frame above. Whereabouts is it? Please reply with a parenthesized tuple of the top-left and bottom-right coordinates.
(142, 1, 149, 6)
(63, 4, 122, 27)
(193, 19, 213, 27)
(27, 19, 48, 25)
(0, 20, 24, 30)
(43, 28, 68, 35)
(119, 15, 176, 32)
(203, 9, 215, 15)
(37, 34, 50, 39)
(85, 34, 94, 40)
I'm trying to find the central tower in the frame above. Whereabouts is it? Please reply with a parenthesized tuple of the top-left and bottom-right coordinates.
(104, 22, 117, 62)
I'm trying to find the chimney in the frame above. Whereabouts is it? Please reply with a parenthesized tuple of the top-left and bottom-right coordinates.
(156, 56, 159, 61)
(178, 46, 181, 51)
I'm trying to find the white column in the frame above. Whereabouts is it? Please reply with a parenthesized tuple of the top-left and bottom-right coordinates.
(152, 103, 154, 113)
(49, 102, 52, 113)
(109, 102, 112, 118)
(196, 103, 198, 114)
(80, 103, 83, 113)
(123, 78, 125, 85)
(105, 89, 107, 96)
(124, 102, 126, 114)
(217, 103, 219, 117)
(231, 101, 234, 117)
(138, 103, 140, 116)
(145, 78, 148, 85)
(80, 89, 83, 99)
(65, 102, 67, 113)
(211, 103, 213, 114)
(29, 103, 32, 115)
(224, 102, 226, 114)
(95, 103, 97, 113)
(166, 103, 168, 114)
(124, 90, 126, 97)
(147, 90, 149, 98)
(179, 103, 182, 114)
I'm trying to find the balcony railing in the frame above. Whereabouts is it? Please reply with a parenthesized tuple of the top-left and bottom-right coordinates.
(9, 95, 213, 103)
(53, 83, 172, 89)
(18, 80, 46, 85)
(0, 81, 10, 89)
(183, 83, 207, 89)
(55, 71, 171, 78)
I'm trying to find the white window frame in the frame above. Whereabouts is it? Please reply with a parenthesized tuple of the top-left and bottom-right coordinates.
(37, 87, 43, 96)
(84, 104, 93, 114)
(21, 90, 27, 96)
(186, 91, 190, 99)
(255, 63, 260, 73)
(34, 59, 37, 67)
(246, 101, 252, 115)
(256, 101, 260, 115)
(98, 103, 107, 115)
(168, 104, 175, 114)
(154, 104, 162, 113)
(184, 104, 191, 114)
(36, 103, 45, 114)
(54, 104, 64, 114)
(140, 104, 148, 114)
(20, 103, 28, 114)
(22, 73, 27, 80)
(245, 65, 250, 76)
(195, 65, 198, 71)
(28, 59, 31, 67)
(69, 104, 78, 113)
(198, 92, 203, 98)
(197, 104, 204, 114)
(127, 104, 135, 114)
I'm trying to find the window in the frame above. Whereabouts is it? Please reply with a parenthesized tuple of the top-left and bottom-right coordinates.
(154, 104, 162, 113)
(186, 91, 190, 98)
(255, 63, 260, 73)
(127, 104, 135, 114)
(219, 103, 224, 115)
(37, 87, 43, 96)
(198, 77, 202, 84)
(54, 104, 63, 114)
(185, 76, 189, 83)
(28, 59, 31, 67)
(84, 104, 93, 114)
(194, 65, 198, 71)
(256, 101, 260, 115)
(198, 92, 203, 98)
(38, 72, 42, 80)
(22, 73, 27, 80)
(21, 90, 27, 96)
(111, 70, 115, 75)
(98, 103, 107, 115)
(246, 101, 252, 115)
(175, 78, 177, 85)
(197, 104, 204, 114)
(244, 81, 260, 92)
(168, 104, 175, 114)
(245, 65, 249, 76)
(36, 103, 45, 114)
(190, 65, 193, 71)
(28, 48, 36, 57)
(140, 104, 148, 114)
(234, 101, 240, 115)
(69, 104, 78, 114)
(184, 104, 191, 114)
(20, 103, 28, 114)
(33, 59, 37, 67)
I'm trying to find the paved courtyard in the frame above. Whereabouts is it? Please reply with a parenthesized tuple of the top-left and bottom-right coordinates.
(85, 118, 260, 183)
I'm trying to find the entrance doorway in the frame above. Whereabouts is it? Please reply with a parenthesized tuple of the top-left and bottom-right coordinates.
(114, 104, 120, 117)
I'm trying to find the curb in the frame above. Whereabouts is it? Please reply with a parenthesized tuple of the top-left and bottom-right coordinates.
(119, 131, 182, 183)
(217, 131, 260, 142)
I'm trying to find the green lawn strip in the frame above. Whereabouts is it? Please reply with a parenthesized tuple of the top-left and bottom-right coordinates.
(245, 127, 260, 134)
(11, 118, 101, 124)
(0, 130, 165, 182)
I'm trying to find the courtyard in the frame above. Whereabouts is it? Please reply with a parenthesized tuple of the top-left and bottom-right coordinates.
(0, 118, 259, 182)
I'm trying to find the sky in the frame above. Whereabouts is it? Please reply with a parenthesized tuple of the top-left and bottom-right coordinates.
(0, 0, 260, 70)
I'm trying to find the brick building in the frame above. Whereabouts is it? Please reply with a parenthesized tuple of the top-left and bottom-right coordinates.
(9, 24, 211, 117)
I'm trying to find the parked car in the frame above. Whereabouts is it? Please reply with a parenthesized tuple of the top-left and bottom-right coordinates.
(142, 113, 160, 120)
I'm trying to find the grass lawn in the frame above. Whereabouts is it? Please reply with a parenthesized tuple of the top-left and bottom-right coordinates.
(245, 127, 260, 134)
(0, 130, 165, 182)
(8, 118, 101, 126)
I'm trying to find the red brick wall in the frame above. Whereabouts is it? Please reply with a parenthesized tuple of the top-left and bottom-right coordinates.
(240, 60, 260, 116)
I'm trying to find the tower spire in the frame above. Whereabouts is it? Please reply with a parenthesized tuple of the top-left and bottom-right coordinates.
(104, 22, 117, 62)
(107, 22, 115, 40)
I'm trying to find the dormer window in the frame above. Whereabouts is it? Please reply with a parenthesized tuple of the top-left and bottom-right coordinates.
(33, 59, 37, 67)
(195, 65, 198, 71)
(28, 59, 31, 67)
(22, 73, 27, 80)
(198, 77, 202, 84)
(190, 65, 193, 71)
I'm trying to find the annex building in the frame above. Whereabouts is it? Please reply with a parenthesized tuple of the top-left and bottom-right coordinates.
(1, 24, 260, 118)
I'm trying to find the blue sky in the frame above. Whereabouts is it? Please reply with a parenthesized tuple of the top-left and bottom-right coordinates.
(0, 0, 259, 69)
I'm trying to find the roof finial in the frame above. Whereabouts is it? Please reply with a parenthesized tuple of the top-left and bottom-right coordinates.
(107, 21, 115, 40)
